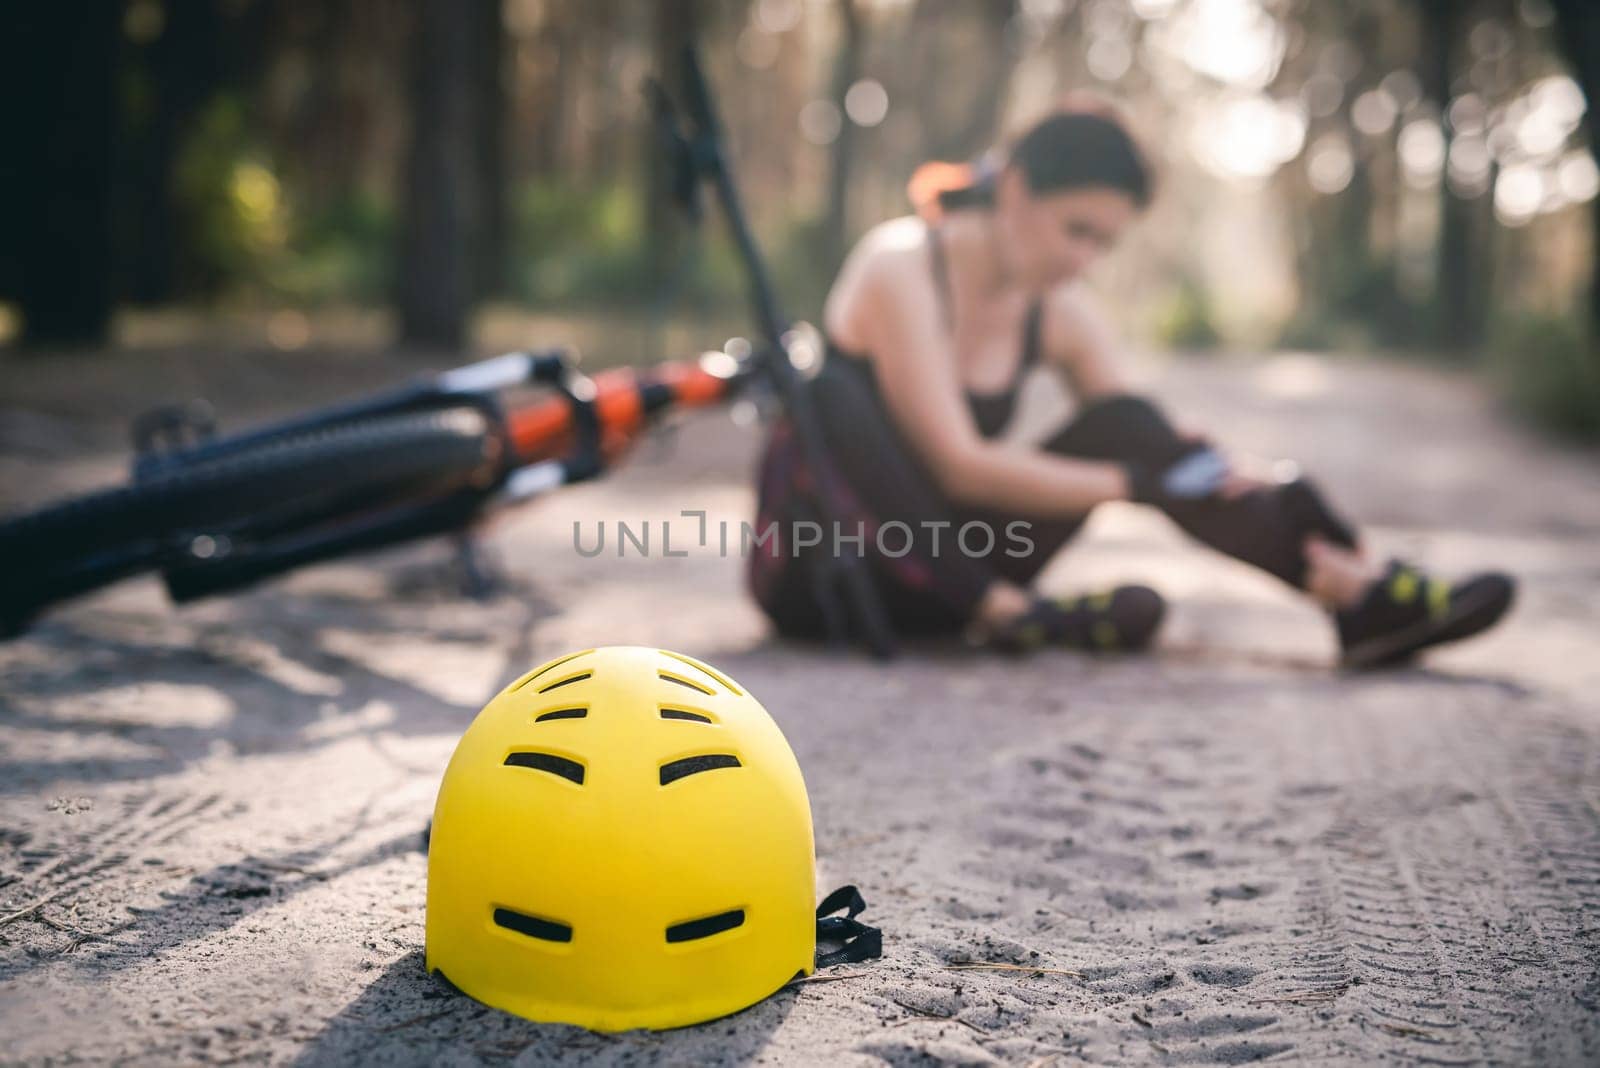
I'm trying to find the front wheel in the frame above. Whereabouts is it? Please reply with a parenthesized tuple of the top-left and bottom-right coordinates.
(0, 407, 500, 636)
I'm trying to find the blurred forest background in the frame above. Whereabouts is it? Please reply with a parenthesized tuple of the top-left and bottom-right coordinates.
(5, 0, 1599, 436)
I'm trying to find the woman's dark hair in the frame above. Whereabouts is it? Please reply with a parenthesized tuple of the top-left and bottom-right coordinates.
(909, 103, 1153, 218)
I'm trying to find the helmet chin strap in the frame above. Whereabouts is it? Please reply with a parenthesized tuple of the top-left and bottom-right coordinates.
(814, 885, 883, 968)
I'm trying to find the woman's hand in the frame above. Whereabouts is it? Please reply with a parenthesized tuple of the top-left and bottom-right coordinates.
(1173, 426, 1272, 500)
(1126, 441, 1272, 506)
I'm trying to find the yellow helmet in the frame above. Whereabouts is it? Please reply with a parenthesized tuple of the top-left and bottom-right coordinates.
(425, 646, 817, 1031)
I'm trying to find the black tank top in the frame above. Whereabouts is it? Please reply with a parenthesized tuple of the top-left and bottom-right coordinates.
(823, 221, 1043, 439)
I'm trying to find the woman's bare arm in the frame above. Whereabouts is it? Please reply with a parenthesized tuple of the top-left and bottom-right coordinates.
(1036, 283, 1270, 497)
(835, 232, 1131, 517)
(1039, 284, 1129, 399)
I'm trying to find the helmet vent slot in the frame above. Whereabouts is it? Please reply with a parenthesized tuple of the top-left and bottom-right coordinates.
(658, 650, 745, 696)
(536, 672, 591, 694)
(493, 907, 573, 943)
(504, 751, 585, 784)
(666, 908, 745, 943)
(534, 707, 587, 722)
(659, 708, 713, 724)
(510, 649, 593, 692)
(659, 754, 741, 785)
(659, 671, 714, 696)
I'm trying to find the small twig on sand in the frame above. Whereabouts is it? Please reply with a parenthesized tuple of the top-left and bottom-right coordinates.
(0, 887, 71, 928)
(786, 971, 870, 987)
(888, 998, 989, 1036)
(889, 1014, 989, 1036)
(251, 860, 321, 876)
(1249, 987, 1351, 1005)
(945, 961, 1083, 978)
(1379, 1023, 1436, 1040)
(376, 1009, 454, 1033)
(34, 912, 118, 943)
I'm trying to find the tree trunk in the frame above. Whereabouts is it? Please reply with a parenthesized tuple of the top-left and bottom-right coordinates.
(474, 0, 509, 299)
(917, 0, 1017, 161)
(1548, 0, 1600, 339)
(124, 0, 227, 305)
(822, 0, 866, 273)
(1330, 8, 1398, 334)
(12, 6, 119, 347)
(645, 0, 699, 293)
(524, 1, 572, 179)
(1419, 0, 1484, 350)
(398, 0, 484, 348)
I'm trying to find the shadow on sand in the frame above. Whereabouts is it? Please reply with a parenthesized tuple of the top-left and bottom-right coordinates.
(0, 557, 555, 788)
(293, 950, 795, 1066)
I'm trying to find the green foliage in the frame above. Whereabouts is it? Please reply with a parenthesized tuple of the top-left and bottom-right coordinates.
(765, 217, 846, 322)
(1487, 312, 1600, 440)
(513, 179, 654, 305)
(171, 97, 397, 304)
(1278, 254, 1432, 353)
(172, 95, 287, 294)
(510, 177, 832, 319)
(156, 154, 841, 318)
(1152, 277, 1222, 351)
(274, 192, 395, 304)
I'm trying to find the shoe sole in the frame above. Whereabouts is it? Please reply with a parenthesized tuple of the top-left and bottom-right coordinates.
(1340, 581, 1514, 671)
(977, 591, 1166, 657)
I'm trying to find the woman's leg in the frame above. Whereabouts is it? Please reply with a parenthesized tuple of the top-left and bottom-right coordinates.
(1028, 394, 1361, 592)
(945, 500, 1088, 589)
(748, 367, 1008, 636)
(749, 376, 1175, 649)
(753, 383, 1511, 662)
(1027, 394, 1516, 666)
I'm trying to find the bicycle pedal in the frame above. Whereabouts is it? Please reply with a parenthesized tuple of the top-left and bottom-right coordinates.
(131, 401, 219, 465)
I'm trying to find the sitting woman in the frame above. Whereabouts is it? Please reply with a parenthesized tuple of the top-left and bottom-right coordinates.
(746, 100, 1513, 667)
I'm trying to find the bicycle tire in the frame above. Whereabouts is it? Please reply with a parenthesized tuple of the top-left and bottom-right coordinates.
(1, 407, 499, 631)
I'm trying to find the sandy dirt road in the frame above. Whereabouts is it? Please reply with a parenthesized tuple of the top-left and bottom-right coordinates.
(1, 347, 1598, 1065)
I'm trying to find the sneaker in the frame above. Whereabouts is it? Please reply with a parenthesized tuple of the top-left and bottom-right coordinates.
(980, 585, 1166, 656)
(1337, 560, 1515, 670)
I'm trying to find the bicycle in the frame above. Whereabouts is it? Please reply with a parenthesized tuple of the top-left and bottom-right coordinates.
(0, 43, 897, 657)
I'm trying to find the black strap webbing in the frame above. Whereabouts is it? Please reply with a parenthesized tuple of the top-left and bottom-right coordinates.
(814, 884, 883, 968)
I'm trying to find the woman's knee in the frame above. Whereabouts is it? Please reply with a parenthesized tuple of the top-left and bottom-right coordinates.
(1088, 394, 1181, 441)
(1046, 393, 1187, 465)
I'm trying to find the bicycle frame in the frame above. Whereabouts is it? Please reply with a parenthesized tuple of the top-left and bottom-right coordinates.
(650, 45, 897, 658)
(148, 345, 756, 604)
(165, 41, 899, 655)
(7, 36, 899, 656)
